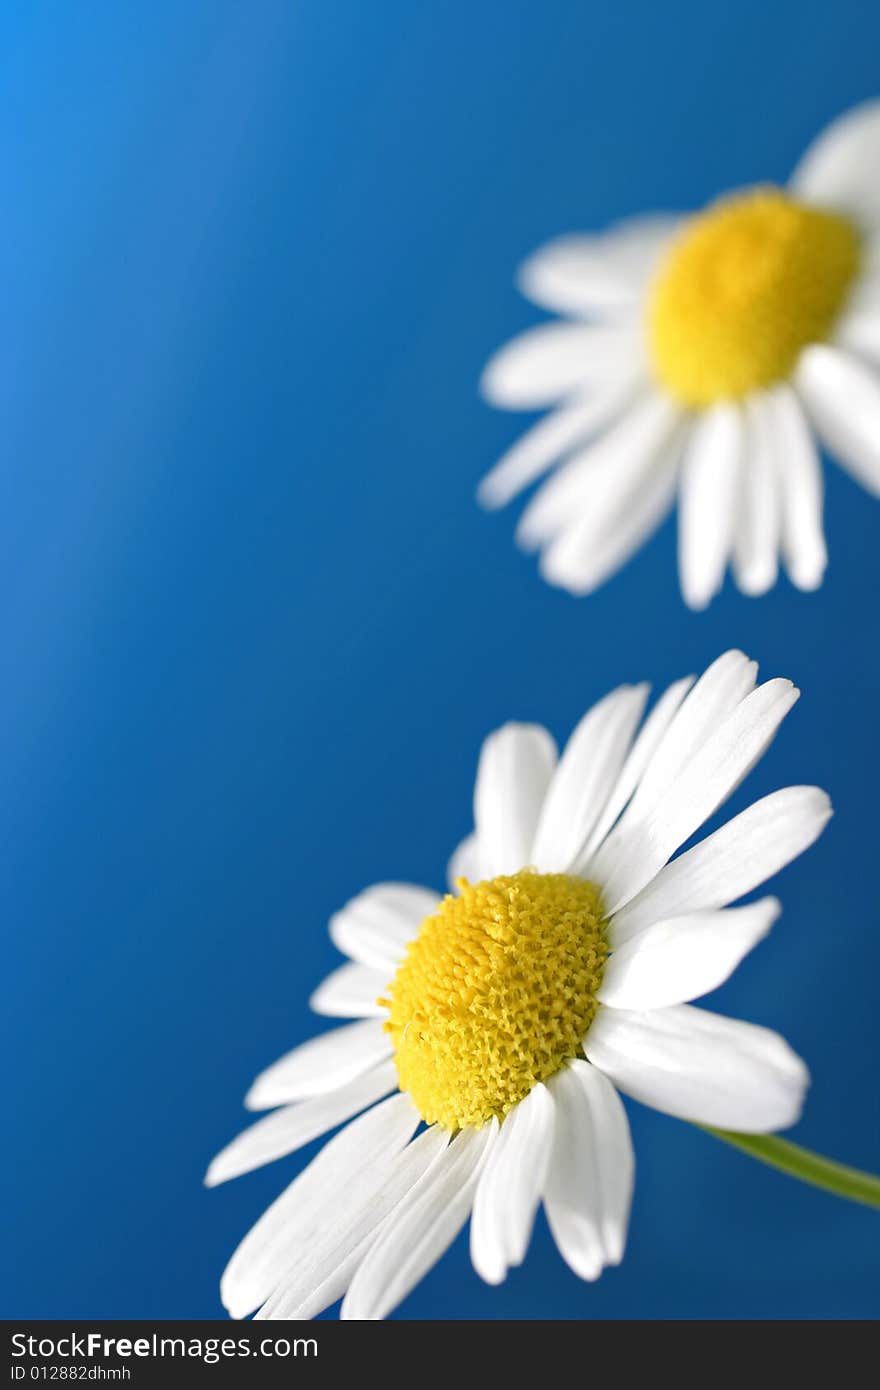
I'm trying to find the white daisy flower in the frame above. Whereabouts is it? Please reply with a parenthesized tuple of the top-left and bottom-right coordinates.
(479, 100, 880, 607)
(207, 650, 832, 1321)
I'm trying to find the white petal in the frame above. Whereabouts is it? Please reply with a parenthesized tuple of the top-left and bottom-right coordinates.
(477, 388, 640, 510)
(205, 1061, 399, 1187)
(544, 1060, 634, 1278)
(539, 424, 682, 596)
(568, 1060, 634, 1264)
(447, 833, 482, 892)
(608, 650, 757, 833)
(341, 1124, 495, 1321)
(531, 685, 649, 873)
(678, 403, 744, 609)
(309, 962, 389, 1018)
(767, 383, 827, 591)
(598, 215, 683, 273)
(473, 722, 558, 878)
(245, 1019, 392, 1111)
(733, 394, 780, 596)
(518, 239, 634, 317)
(592, 677, 800, 913)
(600, 898, 780, 1010)
(221, 1092, 419, 1319)
(255, 1126, 450, 1321)
(835, 307, 880, 370)
(610, 786, 832, 943)
(481, 323, 638, 410)
(329, 883, 439, 971)
(789, 99, 880, 227)
(796, 344, 880, 496)
(519, 216, 680, 317)
(585, 1004, 809, 1132)
(470, 1083, 555, 1285)
(576, 676, 695, 865)
(835, 247, 880, 347)
(517, 392, 681, 551)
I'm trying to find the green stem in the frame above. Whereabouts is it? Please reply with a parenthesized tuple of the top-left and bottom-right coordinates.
(699, 1127, 880, 1210)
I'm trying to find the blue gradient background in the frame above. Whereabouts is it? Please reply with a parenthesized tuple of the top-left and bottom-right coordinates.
(2, 1, 878, 1321)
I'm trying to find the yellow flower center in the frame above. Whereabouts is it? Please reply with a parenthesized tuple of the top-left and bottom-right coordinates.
(647, 186, 860, 407)
(381, 871, 607, 1130)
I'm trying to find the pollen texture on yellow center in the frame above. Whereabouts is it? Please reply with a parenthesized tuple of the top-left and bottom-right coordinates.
(647, 185, 861, 407)
(380, 871, 608, 1130)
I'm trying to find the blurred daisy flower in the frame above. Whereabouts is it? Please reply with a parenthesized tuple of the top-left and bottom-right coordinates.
(208, 651, 832, 1320)
(480, 101, 880, 607)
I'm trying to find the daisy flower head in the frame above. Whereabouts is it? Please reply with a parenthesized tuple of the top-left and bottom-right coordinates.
(208, 651, 831, 1321)
(479, 101, 880, 608)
